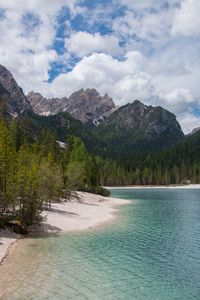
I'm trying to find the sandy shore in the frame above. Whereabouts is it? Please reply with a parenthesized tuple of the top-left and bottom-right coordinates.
(38, 191, 130, 233)
(0, 230, 21, 265)
(108, 184, 200, 189)
(0, 192, 130, 265)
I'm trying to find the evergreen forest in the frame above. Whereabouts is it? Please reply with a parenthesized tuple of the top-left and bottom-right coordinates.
(1, 104, 200, 230)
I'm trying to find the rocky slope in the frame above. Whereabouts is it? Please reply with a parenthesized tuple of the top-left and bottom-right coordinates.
(27, 88, 115, 124)
(25, 100, 185, 158)
(0, 64, 185, 157)
(0, 64, 31, 116)
(95, 100, 184, 156)
(26, 91, 67, 117)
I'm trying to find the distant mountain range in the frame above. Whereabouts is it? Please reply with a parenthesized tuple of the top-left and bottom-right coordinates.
(27, 89, 116, 125)
(0, 64, 198, 159)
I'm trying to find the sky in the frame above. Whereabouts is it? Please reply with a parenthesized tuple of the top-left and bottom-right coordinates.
(0, 0, 200, 133)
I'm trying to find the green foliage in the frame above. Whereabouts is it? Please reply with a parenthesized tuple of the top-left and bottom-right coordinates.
(2, 103, 199, 232)
(0, 120, 17, 210)
(38, 156, 63, 210)
(95, 131, 200, 186)
(16, 147, 41, 226)
(66, 161, 87, 190)
(87, 186, 111, 197)
(0, 116, 110, 231)
(66, 137, 99, 192)
(0, 118, 65, 228)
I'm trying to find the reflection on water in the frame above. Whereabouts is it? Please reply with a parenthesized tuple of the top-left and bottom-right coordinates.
(0, 189, 200, 300)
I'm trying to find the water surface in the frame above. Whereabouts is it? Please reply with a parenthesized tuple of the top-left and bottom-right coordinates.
(0, 188, 200, 299)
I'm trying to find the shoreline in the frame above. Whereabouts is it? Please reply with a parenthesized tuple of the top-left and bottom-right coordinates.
(0, 230, 21, 266)
(0, 192, 130, 265)
(107, 184, 200, 189)
(37, 191, 131, 233)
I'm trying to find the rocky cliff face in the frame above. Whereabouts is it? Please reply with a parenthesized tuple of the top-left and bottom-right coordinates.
(0, 64, 31, 116)
(96, 100, 184, 154)
(104, 100, 147, 131)
(67, 88, 115, 124)
(140, 104, 184, 140)
(26, 91, 67, 116)
(27, 88, 115, 124)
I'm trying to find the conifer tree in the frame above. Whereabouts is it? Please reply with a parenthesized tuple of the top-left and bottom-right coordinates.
(0, 120, 16, 212)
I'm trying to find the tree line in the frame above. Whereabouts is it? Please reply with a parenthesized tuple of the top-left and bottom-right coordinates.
(96, 131, 200, 186)
(0, 117, 109, 231)
(1, 104, 200, 231)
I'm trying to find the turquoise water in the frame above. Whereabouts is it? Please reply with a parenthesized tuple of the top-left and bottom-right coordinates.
(1, 188, 200, 299)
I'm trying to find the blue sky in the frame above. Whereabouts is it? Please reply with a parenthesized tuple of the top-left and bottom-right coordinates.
(0, 0, 200, 133)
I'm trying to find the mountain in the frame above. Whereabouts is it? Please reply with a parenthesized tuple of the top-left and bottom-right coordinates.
(22, 100, 184, 160)
(1, 64, 200, 187)
(0, 64, 184, 158)
(191, 127, 200, 135)
(99, 125, 200, 186)
(0, 64, 31, 116)
(95, 100, 184, 157)
(22, 110, 106, 154)
(27, 88, 115, 124)
(26, 91, 67, 116)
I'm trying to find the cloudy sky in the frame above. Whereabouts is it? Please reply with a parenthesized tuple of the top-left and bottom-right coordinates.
(0, 0, 200, 133)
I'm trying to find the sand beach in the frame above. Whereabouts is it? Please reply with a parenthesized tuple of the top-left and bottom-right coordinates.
(0, 192, 130, 265)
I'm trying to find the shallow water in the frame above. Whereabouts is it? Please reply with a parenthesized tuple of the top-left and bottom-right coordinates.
(0, 188, 200, 299)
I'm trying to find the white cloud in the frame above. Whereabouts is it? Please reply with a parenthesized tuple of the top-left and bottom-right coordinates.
(0, 10, 57, 91)
(0, 0, 82, 92)
(172, 0, 200, 36)
(112, 4, 176, 51)
(162, 88, 193, 104)
(65, 31, 121, 57)
(160, 88, 194, 114)
(116, 0, 181, 10)
(0, 0, 200, 133)
(0, 0, 79, 15)
(178, 112, 200, 134)
(41, 51, 154, 106)
(116, 0, 162, 10)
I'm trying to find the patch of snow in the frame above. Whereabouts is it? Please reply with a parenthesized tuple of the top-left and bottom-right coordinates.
(57, 141, 66, 149)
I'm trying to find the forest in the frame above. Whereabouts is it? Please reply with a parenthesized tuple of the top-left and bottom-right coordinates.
(97, 130, 200, 186)
(0, 116, 109, 231)
(23, 109, 200, 188)
(1, 104, 200, 231)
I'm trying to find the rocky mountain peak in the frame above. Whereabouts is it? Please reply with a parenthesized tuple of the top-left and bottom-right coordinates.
(67, 88, 115, 123)
(26, 91, 68, 116)
(27, 88, 116, 124)
(107, 100, 148, 130)
(132, 99, 145, 105)
(0, 64, 31, 116)
(96, 100, 184, 151)
(0, 64, 185, 154)
(27, 91, 45, 104)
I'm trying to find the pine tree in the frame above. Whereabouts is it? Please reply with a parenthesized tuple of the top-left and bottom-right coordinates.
(38, 154, 63, 210)
(0, 120, 16, 212)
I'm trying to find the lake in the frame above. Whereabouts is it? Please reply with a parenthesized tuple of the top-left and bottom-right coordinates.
(0, 188, 200, 299)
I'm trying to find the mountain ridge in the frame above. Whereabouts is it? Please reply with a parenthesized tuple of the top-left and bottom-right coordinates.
(0, 63, 190, 158)
(95, 100, 184, 157)
(26, 88, 116, 124)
